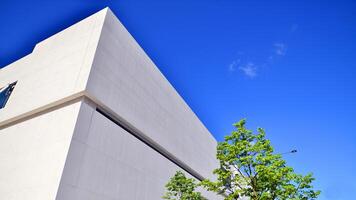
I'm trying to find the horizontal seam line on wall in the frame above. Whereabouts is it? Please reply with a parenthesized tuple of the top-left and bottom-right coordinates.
(0, 93, 207, 182)
(95, 107, 205, 181)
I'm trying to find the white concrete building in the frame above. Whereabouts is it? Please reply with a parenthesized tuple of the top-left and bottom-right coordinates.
(0, 8, 220, 199)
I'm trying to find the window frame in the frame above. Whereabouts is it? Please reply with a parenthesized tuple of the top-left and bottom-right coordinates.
(0, 81, 17, 109)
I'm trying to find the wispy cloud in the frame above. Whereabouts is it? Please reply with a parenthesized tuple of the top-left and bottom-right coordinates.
(228, 59, 240, 72)
(228, 59, 258, 78)
(274, 43, 287, 56)
(228, 41, 288, 78)
(239, 62, 257, 78)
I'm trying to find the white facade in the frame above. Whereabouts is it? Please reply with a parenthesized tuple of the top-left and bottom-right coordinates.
(0, 8, 220, 199)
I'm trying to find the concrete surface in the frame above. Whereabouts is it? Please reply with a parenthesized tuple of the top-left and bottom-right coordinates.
(0, 8, 221, 199)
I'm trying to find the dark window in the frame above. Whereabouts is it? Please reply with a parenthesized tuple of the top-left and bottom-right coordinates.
(0, 82, 16, 109)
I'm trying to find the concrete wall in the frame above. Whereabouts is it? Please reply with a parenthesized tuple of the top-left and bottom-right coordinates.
(57, 100, 218, 200)
(87, 8, 218, 181)
(0, 102, 82, 199)
(0, 7, 221, 199)
(0, 8, 106, 127)
(0, 9, 107, 199)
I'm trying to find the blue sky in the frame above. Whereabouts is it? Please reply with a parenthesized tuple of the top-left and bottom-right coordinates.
(1, 0, 355, 199)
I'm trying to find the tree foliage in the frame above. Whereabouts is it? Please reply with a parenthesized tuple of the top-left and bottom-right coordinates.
(163, 171, 206, 200)
(200, 119, 320, 200)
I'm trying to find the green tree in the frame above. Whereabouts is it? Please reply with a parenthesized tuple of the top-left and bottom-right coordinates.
(163, 171, 206, 200)
(201, 119, 320, 200)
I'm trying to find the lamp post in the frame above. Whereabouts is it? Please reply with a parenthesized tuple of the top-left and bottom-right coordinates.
(279, 149, 297, 155)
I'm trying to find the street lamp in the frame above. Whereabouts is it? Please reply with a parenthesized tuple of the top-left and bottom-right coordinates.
(279, 149, 297, 155)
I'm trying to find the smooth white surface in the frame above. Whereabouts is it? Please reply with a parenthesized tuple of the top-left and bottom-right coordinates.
(0, 8, 106, 126)
(0, 8, 221, 199)
(0, 102, 82, 199)
(87, 9, 218, 180)
(57, 102, 218, 199)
